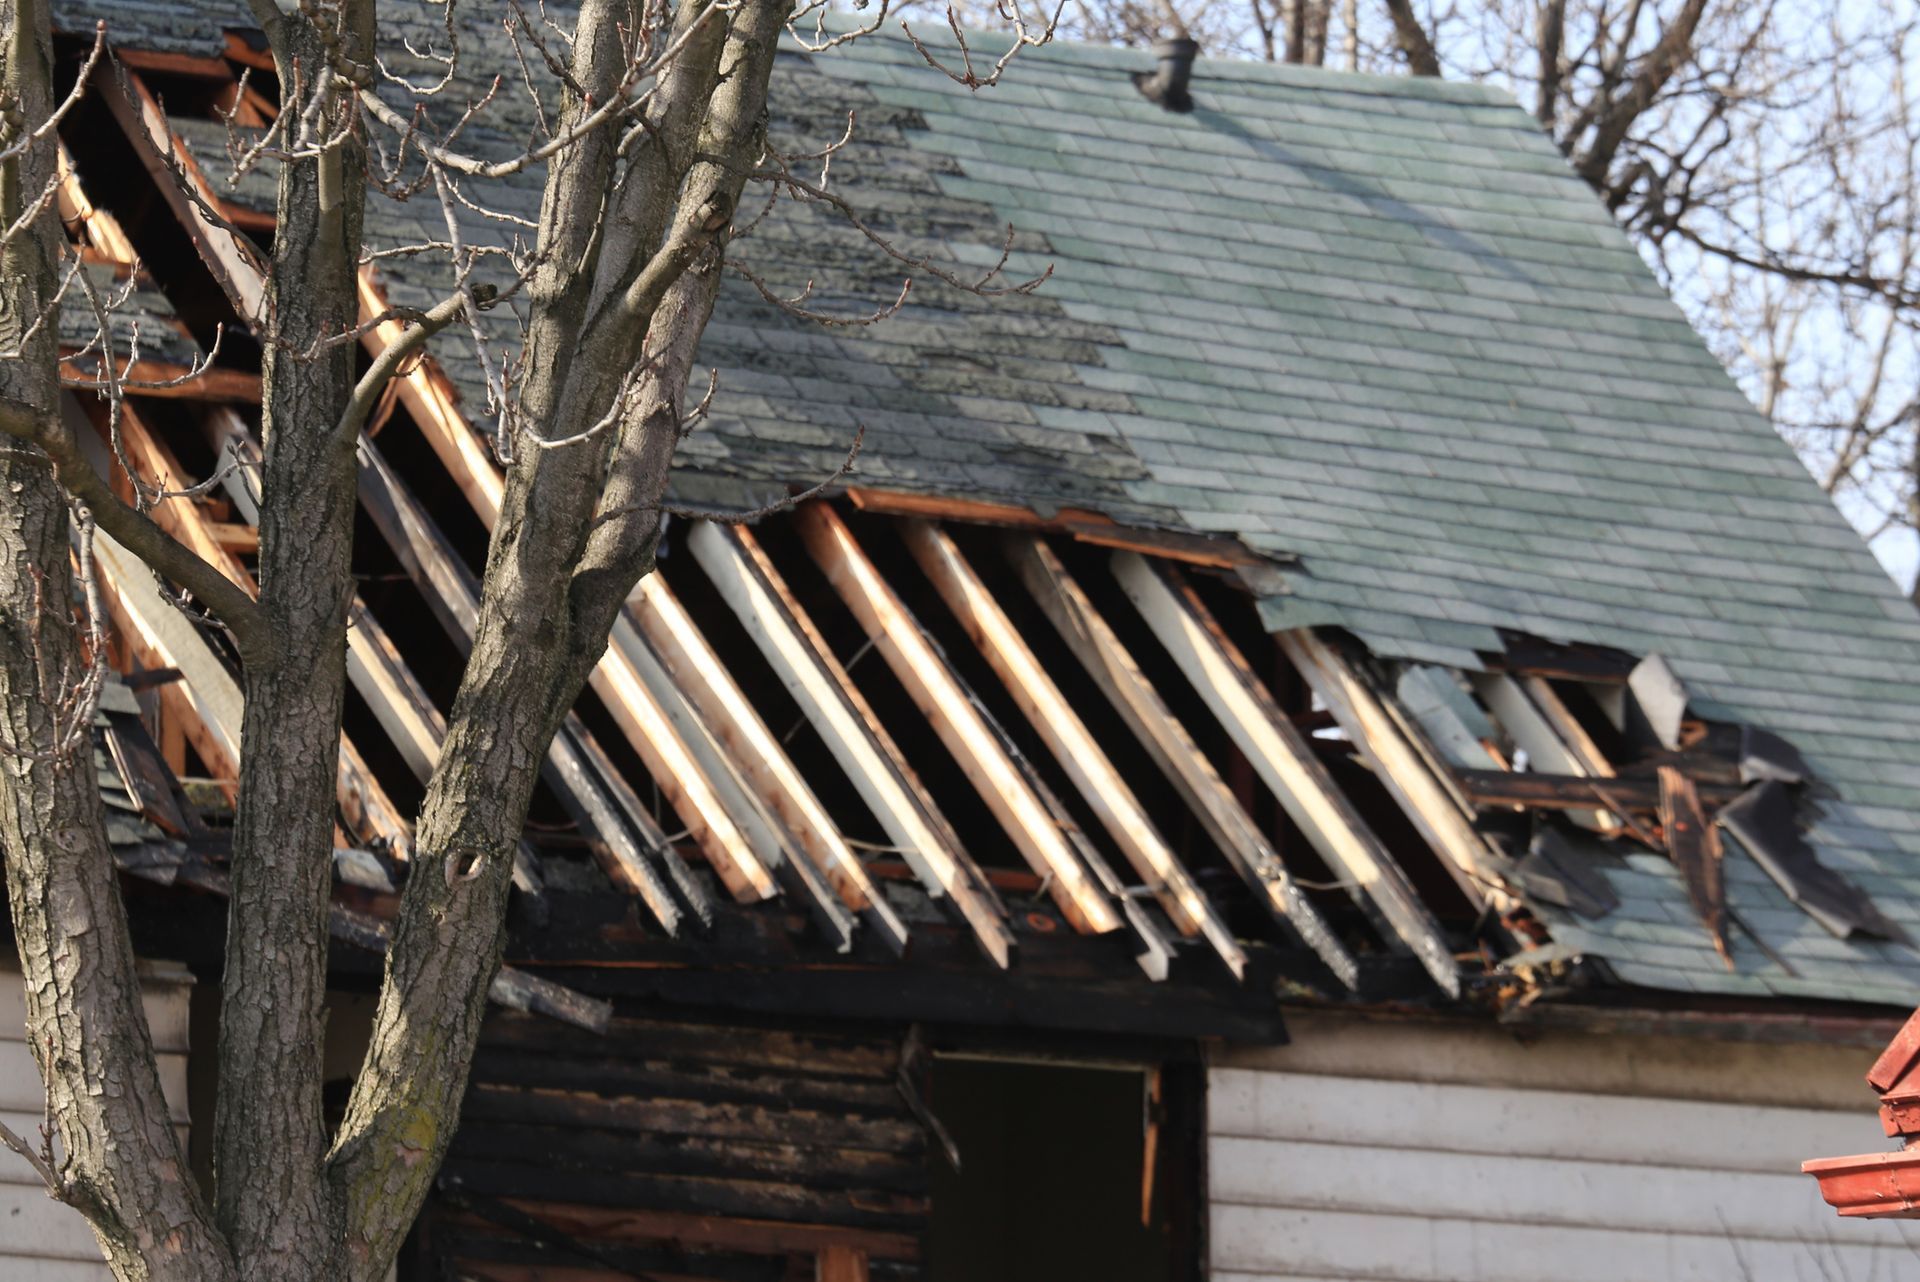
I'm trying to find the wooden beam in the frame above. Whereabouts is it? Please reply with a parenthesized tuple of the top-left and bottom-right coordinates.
(113, 47, 236, 79)
(1521, 676, 1615, 779)
(94, 399, 414, 855)
(608, 609, 856, 949)
(1473, 673, 1611, 829)
(1457, 768, 1742, 812)
(1113, 553, 1460, 996)
(203, 422, 540, 885)
(817, 1245, 870, 1282)
(357, 271, 502, 523)
(93, 529, 243, 788)
(846, 488, 1051, 528)
(906, 521, 1247, 979)
(792, 504, 1126, 942)
(554, 720, 711, 930)
(689, 522, 1014, 968)
(1484, 636, 1637, 684)
(96, 66, 265, 321)
(844, 487, 1261, 569)
(349, 272, 781, 910)
(102, 360, 261, 404)
(487, 1199, 920, 1261)
(56, 145, 137, 262)
(630, 574, 907, 953)
(351, 436, 716, 925)
(1275, 629, 1512, 912)
(1658, 765, 1732, 968)
(1009, 537, 1358, 989)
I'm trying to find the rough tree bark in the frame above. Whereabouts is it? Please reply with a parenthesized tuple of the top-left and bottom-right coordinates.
(212, 7, 376, 1277)
(0, 1, 237, 1279)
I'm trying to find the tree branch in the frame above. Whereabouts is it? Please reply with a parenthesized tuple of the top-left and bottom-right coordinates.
(336, 289, 467, 441)
(0, 395, 269, 656)
(1382, 0, 1441, 76)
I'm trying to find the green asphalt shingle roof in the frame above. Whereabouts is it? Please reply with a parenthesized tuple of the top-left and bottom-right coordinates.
(65, 0, 1920, 1006)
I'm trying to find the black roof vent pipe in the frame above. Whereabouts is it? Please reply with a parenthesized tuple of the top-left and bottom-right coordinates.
(1134, 37, 1199, 113)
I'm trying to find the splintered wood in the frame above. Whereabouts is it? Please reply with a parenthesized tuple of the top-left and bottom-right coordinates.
(1659, 765, 1732, 968)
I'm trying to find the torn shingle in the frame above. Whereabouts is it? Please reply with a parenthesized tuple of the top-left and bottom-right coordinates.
(1720, 780, 1912, 946)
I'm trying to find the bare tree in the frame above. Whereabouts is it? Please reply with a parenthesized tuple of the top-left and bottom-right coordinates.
(1052, 0, 1920, 592)
(0, 0, 1054, 1278)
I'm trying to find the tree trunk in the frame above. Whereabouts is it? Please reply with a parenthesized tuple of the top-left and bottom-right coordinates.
(325, 2, 786, 1274)
(212, 10, 373, 1278)
(0, 1, 233, 1277)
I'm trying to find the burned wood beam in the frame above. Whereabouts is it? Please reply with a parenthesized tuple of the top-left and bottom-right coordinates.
(608, 609, 859, 952)
(1008, 537, 1358, 989)
(1456, 768, 1744, 811)
(689, 523, 1014, 968)
(1472, 673, 1612, 830)
(791, 505, 1132, 947)
(477, 1198, 921, 1262)
(350, 437, 706, 930)
(349, 276, 782, 911)
(95, 530, 241, 792)
(1115, 555, 1459, 996)
(1273, 632, 1510, 914)
(96, 65, 265, 321)
(630, 574, 908, 954)
(329, 908, 609, 1033)
(100, 692, 190, 837)
(173, 410, 506, 877)
(84, 403, 413, 858)
(1482, 636, 1638, 684)
(906, 521, 1248, 979)
(1658, 765, 1732, 968)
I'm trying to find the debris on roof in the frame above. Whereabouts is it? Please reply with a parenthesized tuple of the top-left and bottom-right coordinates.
(1722, 782, 1911, 946)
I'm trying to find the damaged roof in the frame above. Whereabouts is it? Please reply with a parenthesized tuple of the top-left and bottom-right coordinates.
(52, 0, 1920, 1007)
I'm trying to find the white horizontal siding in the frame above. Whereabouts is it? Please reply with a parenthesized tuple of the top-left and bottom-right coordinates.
(1210, 1203, 1920, 1282)
(0, 965, 193, 1280)
(1209, 1014, 1920, 1282)
(1209, 1067, 1886, 1174)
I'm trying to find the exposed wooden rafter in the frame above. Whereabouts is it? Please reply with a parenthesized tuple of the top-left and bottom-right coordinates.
(349, 435, 709, 930)
(1008, 536, 1359, 989)
(845, 487, 1266, 570)
(96, 65, 265, 320)
(791, 505, 1134, 946)
(84, 397, 415, 861)
(345, 274, 790, 913)
(1114, 553, 1460, 996)
(688, 523, 1015, 968)
(1473, 673, 1612, 830)
(1276, 629, 1512, 912)
(629, 574, 910, 954)
(607, 607, 858, 950)
(906, 521, 1247, 979)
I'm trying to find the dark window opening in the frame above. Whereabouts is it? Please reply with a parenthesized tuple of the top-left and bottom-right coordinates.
(927, 1056, 1199, 1282)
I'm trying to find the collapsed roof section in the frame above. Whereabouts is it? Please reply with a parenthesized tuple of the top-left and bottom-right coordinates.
(40, 2, 1920, 1010)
